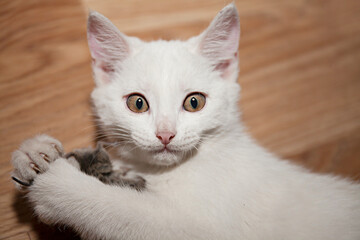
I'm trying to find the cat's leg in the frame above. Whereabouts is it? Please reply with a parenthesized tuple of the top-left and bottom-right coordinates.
(26, 160, 208, 240)
(12, 136, 213, 240)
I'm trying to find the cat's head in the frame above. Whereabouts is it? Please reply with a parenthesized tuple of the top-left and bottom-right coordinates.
(88, 3, 241, 166)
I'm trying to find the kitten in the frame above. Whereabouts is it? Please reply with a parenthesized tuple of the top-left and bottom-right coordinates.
(66, 143, 146, 191)
(11, 3, 360, 240)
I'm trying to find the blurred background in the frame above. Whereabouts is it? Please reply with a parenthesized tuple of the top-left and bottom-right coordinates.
(1, 0, 360, 239)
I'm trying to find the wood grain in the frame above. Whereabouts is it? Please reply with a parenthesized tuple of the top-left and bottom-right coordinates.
(1, 0, 359, 239)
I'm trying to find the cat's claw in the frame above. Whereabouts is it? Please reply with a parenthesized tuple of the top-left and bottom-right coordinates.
(11, 134, 64, 190)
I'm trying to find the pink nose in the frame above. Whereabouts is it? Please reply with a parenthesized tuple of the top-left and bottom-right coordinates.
(156, 132, 175, 145)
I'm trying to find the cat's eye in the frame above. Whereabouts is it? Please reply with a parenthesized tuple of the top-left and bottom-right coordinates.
(127, 94, 149, 113)
(183, 93, 206, 112)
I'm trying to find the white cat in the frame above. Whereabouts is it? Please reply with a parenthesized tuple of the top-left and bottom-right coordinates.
(11, 3, 360, 240)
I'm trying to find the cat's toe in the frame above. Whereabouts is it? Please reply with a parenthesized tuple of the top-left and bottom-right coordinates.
(31, 134, 64, 157)
(12, 150, 38, 188)
(128, 176, 146, 191)
(121, 172, 146, 191)
(109, 170, 146, 191)
(11, 135, 64, 189)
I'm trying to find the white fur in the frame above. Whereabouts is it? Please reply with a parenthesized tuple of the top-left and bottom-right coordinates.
(12, 3, 360, 240)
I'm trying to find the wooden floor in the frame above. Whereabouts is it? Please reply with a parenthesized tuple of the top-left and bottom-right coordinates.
(1, 0, 360, 239)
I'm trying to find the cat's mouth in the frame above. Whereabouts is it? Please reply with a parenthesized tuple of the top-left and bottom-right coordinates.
(153, 146, 178, 154)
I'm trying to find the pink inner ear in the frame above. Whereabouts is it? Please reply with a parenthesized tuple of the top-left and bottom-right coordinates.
(214, 52, 237, 71)
(88, 35, 104, 60)
(89, 35, 116, 74)
(100, 64, 114, 73)
(215, 56, 237, 79)
(199, 4, 240, 72)
(203, 19, 239, 61)
(225, 25, 240, 56)
(214, 60, 231, 72)
(87, 11, 131, 85)
(91, 57, 115, 73)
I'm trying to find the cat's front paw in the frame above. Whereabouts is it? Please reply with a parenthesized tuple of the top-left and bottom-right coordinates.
(11, 134, 64, 190)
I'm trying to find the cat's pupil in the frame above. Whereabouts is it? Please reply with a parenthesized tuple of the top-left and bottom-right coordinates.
(136, 98, 143, 109)
(190, 97, 198, 109)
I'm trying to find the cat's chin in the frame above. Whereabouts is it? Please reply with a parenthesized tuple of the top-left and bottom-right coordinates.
(148, 150, 182, 166)
(114, 143, 185, 167)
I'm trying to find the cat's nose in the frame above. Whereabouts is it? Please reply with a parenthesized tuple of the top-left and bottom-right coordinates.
(156, 132, 175, 145)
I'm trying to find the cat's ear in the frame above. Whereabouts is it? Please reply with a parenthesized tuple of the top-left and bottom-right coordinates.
(197, 3, 240, 80)
(87, 11, 130, 86)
